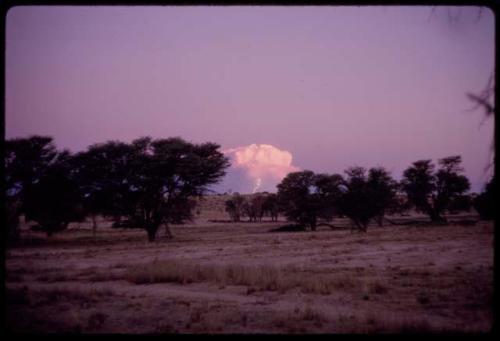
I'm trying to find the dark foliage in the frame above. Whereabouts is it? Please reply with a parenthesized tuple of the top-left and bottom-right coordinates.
(401, 156, 470, 222)
(225, 193, 245, 222)
(337, 167, 398, 231)
(5, 136, 85, 237)
(473, 176, 495, 220)
(22, 152, 86, 236)
(91, 137, 229, 241)
(262, 193, 280, 222)
(277, 171, 343, 231)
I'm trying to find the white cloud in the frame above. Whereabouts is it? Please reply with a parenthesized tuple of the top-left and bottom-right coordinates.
(223, 144, 300, 192)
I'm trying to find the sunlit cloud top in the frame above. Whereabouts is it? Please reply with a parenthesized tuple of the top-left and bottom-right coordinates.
(224, 144, 300, 192)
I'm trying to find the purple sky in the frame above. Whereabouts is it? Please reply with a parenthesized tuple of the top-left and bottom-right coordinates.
(6, 6, 495, 193)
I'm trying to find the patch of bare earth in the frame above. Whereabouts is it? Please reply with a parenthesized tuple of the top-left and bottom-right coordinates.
(5, 218, 493, 333)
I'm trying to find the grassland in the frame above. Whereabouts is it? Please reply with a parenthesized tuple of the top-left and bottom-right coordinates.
(5, 201, 493, 333)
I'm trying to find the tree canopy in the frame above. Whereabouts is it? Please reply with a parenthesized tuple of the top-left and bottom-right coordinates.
(5, 135, 229, 241)
(337, 167, 398, 231)
(5, 136, 84, 238)
(277, 171, 343, 230)
(401, 156, 470, 222)
(81, 137, 230, 241)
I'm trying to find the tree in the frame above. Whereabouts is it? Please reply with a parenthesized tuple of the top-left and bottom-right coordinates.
(5, 136, 62, 238)
(277, 171, 342, 231)
(313, 173, 344, 222)
(262, 193, 279, 222)
(22, 151, 86, 236)
(242, 194, 266, 222)
(5, 136, 58, 196)
(337, 167, 397, 232)
(447, 194, 472, 214)
(401, 156, 470, 223)
(225, 193, 245, 222)
(473, 176, 495, 220)
(367, 167, 399, 226)
(99, 137, 230, 241)
(386, 192, 412, 216)
(71, 141, 136, 235)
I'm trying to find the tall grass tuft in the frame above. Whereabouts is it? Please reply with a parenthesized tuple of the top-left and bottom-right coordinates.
(127, 259, 362, 295)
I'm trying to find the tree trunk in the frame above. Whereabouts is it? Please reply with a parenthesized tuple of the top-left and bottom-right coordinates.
(428, 209, 447, 224)
(310, 217, 317, 231)
(146, 225, 158, 242)
(165, 223, 173, 239)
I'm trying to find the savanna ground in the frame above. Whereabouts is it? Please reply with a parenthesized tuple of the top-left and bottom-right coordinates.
(5, 196, 493, 333)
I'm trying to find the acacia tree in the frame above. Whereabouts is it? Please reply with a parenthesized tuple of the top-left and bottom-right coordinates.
(4, 136, 78, 238)
(386, 192, 412, 217)
(336, 167, 397, 232)
(72, 141, 136, 235)
(225, 193, 245, 222)
(106, 137, 230, 241)
(473, 176, 495, 220)
(22, 151, 86, 236)
(262, 193, 279, 222)
(367, 167, 399, 226)
(5, 136, 58, 229)
(242, 194, 266, 222)
(277, 171, 343, 231)
(401, 156, 470, 223)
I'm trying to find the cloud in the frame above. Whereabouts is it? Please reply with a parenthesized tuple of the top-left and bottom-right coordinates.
(223, 144, 300, 193)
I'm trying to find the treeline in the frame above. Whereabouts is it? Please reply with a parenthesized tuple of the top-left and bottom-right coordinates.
(225, 193, 279, 223)
(225, 157, 495, 231)
(5, 136, 495, 243)
(5, 135, 230, 242)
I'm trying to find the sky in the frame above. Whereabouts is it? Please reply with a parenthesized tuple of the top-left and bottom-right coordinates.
(5, 6, 495, 193)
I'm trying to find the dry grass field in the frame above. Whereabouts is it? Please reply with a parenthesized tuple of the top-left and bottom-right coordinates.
(5, 200, 493, 334)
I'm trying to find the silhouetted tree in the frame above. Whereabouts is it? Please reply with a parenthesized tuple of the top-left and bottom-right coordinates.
(225, 193, 245, 222)
(22, 151, 86, 236)
(337, 167, 397, 232)
(367, 167, 399, 226)
(242, 194, 266, 222)
(5, 136, 58, 196)
(5, 136, 61, 238)
(117, 137, 229, 241)
(262, 193, 280, 222)
(473, 176, 495, 220)
(401, 156, 470, 223)
(313, 173, 344, 222)
(71, 141, 135, 235)
(277, 171, 342, 231)
(447, 194, 472, 214)
(386, 192, 412, 216)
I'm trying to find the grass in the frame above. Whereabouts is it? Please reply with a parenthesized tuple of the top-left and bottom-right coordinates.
(87, 312, 108, 330)
(273, 307, 327, 332)
(6, 285, 116, 315)
(36, 286, 115, 303)
(127, 259, 363, 295)
(6, 219, 492, 333)
(367, 280, 389, 295)
(361, 312, 435, 333)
